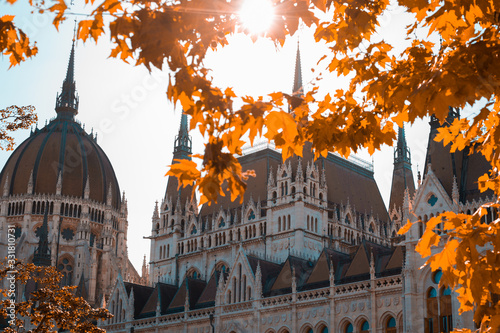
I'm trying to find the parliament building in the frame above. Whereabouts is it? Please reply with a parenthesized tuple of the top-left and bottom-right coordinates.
(0, 41, 495, 333)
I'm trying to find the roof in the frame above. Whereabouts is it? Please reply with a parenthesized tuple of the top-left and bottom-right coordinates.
(124, 244, 403, 317)
(199, 142, 389, 221)
(424, 112, 493, 203)
(138, 282, 178, 318)
(167, 278, 207, 313)
(124, 282, 155, 319)
(0, 117, 122, 209)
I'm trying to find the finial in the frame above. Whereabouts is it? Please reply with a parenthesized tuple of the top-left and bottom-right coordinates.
(73, 20, 78, 44)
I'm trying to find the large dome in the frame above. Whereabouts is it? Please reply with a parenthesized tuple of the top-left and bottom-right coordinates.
(0, 117, 121, 209)
(0, 42, 121, 209)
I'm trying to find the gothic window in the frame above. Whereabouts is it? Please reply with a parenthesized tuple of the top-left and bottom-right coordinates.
(218, 218, 225, 228)
(345, 214, 351, 225)
(187, 268, 200, 279)
(288, 215, 291, 229)
(320, 327, 329, 333)
(62, 228, 74, 241)
(344, 323, 354, 333)
(278, 217, 281, 232)
(248, 210, 255, 221)
(360, 320, 370, 333)
(369, 223, 375, 233)
(386, 317, 397, 333)
(58, 257, 73, 286)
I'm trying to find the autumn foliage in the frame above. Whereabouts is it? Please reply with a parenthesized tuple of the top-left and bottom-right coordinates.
(2, 0, 500, 330)
(0, 260, 112, 332)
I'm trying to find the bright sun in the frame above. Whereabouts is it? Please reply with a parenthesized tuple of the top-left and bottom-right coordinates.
(239, 0, 275, 35)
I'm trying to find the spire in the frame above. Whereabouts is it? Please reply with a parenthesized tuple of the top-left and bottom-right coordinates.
(292, 41, 303, 97)
(394, 125, 411, 165)
(3, 173, 9, 197)
(389, 124, 415, 211)
(27, 170, 33, 194)
(173, 113, 192, 161)
(84, 175, 90, 199)
(33, 203, 51, 266)
(55, 37, 79, 119)
(56, 171, 62, 195)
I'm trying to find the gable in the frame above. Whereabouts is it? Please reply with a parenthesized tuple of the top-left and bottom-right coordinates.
(345, 245, 370, 277)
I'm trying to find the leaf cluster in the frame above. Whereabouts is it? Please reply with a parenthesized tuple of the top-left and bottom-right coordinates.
(0, 260, 112, 333)
(3, 0, 500, 330)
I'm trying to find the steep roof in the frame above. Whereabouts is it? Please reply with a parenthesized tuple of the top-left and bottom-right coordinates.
(424, 110, 493, 203)
(138, 282, 178, 318)
(123, 282, 155, 319)
(167, 278, 207, 313)
(270, 255, 314, 294)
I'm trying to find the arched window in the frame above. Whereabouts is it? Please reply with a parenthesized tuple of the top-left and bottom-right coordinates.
(320, 327, 328, 333)
(386, 317, 396, 333)
(360, 320, 370, 333)
(432, 270, 442, 284)
(345, 323, 354, 333)
(278, 217, 281, 232)
(58, 257, 73, 286)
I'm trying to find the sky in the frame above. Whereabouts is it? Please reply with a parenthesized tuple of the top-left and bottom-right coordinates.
(0, 1, 436, 271)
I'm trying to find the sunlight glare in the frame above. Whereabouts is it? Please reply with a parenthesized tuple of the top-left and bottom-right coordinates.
(239, 0, 274, 35)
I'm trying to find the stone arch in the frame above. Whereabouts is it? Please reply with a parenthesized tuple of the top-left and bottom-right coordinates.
(354, 314, 371, 330)
(338, 318, 354, 333)
(277, 326, 291, 333)
(300, 323, 314, 333)
(314, 320, 329, 332)
(379, 310, 398, 328)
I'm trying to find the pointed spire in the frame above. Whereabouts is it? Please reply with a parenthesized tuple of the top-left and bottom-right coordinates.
(292, 41, 303, 97)
(184, 280, 190, 312)
(27, 170, 33, 194)
(84, 175, 90, 199)
(452, 175, 459, 205)
(291, 266, 297, 293)
(153, 201, 160, 220)
(3, 173, 9, 197)
(173, 113, 192, 161)
(370, 251, 375, 280)
(395, 125, 411, 165)
(55, 37, 79, 119)
(255, 261, 263, 299)
(56, 171, 62, 195)
(296, 157, 304, 182)
(329, 259, 335, 287)
(156, 286, 161, 316)
(106, 182, 113, 206)
(33, 203, 51, 266)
